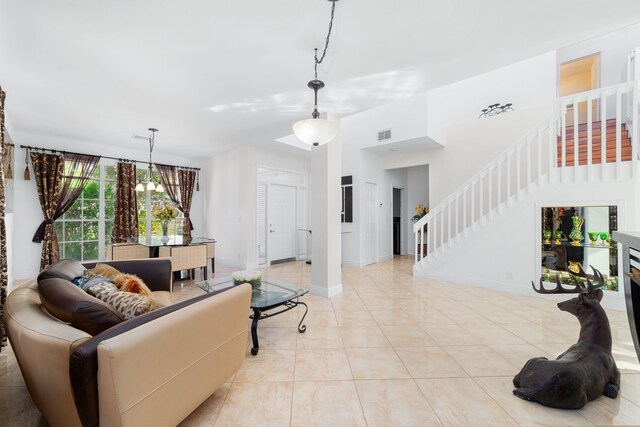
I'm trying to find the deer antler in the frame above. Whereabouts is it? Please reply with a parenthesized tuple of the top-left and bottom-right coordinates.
(531, 275, 586, 294)
(532, 266, 605, 296)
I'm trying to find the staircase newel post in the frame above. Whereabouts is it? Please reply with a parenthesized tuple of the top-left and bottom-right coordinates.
(633, 80, 639, 179)
(587, 94, 593, 182)
(616, 88, 622, 180)
(413, 228, 418, 264)
(548, 118, 555, 185)
(573, 97, 579, 182)
(601, 94, 607, 180)
(561, 101, 567, 183)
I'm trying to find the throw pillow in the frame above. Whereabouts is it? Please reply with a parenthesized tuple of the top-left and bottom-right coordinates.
(38, 277, 123, 335)
(113, 273, 153, 297)
(72, 270, 113, 291)
(88, 263, 122, 280)
(87, 282, 162, 320)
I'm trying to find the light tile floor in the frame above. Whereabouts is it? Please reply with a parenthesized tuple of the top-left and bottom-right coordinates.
(2, 256, 640, 426)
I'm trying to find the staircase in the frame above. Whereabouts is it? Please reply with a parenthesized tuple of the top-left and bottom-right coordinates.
(558, 119, 632, 166)
(413, 81, 639, 269)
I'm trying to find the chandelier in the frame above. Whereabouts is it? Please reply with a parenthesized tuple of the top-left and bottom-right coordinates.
(292, 0, 340, 146)
(135, 128, 165, 192)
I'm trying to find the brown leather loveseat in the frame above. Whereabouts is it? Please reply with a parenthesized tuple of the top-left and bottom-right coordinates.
(4, 258, 251, 427)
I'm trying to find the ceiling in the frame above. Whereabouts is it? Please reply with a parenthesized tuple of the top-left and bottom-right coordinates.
(2, 1, 640, 158)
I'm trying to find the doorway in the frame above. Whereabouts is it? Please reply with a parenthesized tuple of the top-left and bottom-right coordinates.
(392, 187, 403, 255)
(267, 184, 297, 263)
(257, 167, 308, 266)
(560, 53, 600, 124)
(364, 182, 378, 265)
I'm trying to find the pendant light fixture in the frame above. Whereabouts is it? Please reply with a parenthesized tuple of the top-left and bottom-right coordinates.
(135, 127, 165, 192)
(292, 0, 340, 146)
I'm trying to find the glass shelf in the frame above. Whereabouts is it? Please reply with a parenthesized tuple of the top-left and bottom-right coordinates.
(542, 242, 614, 249)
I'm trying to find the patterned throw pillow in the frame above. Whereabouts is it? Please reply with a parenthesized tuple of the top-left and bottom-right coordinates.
(88, 263, 122, 280)
(87, 282, 159, 320)
(72, 270, 113, 291)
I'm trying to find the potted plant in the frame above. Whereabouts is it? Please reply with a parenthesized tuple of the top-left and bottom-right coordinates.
(151, 202, 179, 245)
(411, 204, 429, 223)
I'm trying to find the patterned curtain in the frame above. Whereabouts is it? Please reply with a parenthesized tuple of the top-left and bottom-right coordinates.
(156, 164, 197, 241)
(32, 153, 100, 241)
(0, 87, 8, 351)
(178, 169, 196, 240)
(30, 152, 65, 270)
(112, 162, 138, 243)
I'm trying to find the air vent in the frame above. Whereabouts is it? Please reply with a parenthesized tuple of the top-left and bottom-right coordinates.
(378, 129, 392, 142)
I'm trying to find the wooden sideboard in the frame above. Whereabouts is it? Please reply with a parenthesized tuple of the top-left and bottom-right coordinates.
(612, 231, 640, 363)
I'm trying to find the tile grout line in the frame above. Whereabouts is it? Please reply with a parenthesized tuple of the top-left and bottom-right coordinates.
(343, 287, 372, 426)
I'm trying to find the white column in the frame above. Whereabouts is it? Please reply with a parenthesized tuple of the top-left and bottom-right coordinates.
(310, 128, 342, 298)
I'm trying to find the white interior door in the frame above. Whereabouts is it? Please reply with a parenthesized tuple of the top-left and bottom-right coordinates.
(268, 184, 297, 262)
(257, 183, 267, 265)
(364, 182, 378, 265)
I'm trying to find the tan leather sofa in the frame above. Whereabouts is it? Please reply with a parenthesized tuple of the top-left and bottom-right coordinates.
(4, 258, 251, 427)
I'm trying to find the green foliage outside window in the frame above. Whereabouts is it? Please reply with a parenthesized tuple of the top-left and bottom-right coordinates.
(58, 164, 116, 261)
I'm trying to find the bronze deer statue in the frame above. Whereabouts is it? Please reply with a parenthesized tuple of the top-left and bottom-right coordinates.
(512, 267, 620, 409)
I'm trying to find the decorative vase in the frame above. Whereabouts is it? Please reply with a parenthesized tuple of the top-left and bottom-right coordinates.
(568, 214, 584, 246)
(543, 230, 552, 245)
(160, 220, 170, 245)
(599, 232, 610, 247)
(554, 230, 563, 245)
(567, 261, 583, 274)
(232, 270, 263, 289)
(588, 232, 599, 246)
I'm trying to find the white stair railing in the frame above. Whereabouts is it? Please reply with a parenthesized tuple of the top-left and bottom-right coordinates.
(414, 80, 639, 265)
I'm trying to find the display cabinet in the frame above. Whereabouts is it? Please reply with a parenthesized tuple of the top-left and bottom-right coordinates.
(540, 205, 618, 291)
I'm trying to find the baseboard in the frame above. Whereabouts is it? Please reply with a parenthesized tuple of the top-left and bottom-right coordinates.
(310, 282, 343, 298)
(415, 269, 626, 311)
(341, 259, 362, 268)
(214, 257, 246, 269)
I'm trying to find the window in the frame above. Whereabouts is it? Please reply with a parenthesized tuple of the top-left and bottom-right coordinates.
(55, 164, 116, 261)
(137, 169, 184, 239)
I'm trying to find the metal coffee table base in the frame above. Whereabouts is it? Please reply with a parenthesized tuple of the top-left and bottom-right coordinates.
(249, 299, 308, 355)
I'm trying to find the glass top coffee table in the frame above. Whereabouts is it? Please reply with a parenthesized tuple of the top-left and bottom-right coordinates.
(198, 277, 309, 355)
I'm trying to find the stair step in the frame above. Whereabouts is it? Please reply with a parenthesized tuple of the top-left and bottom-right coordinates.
(557, 153, 633, 166)
(557, 145, 632, 154)
(562, 129, 630, 140)
(556, 138, 631, 150)
(563, 118, 620, 132)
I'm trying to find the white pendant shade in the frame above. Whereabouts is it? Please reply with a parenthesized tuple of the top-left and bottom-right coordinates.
(135, 182, 144, 192)
(146, 181, 156, 191)
(292, 118, 339, 146)
(156, 182, 165, 192)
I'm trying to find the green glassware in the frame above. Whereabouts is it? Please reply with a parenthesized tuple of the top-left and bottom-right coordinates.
(599, 232, 610, 247)
(568, 215, 584, 246)
(543, 229, 552, 245)
(554, 230, 563, 245)
(588, 232, 599, 246)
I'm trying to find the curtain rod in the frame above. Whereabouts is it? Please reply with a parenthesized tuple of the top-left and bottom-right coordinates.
(18, 144, 200, 171)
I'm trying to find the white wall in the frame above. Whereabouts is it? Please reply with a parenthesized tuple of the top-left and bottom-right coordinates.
(347, 93, 429, 151)
(205, 145, 309, 269)
(10, 129, 206, 280)
(557, 23, 640, 88)
(339, 52, 556, 266)
(415, 173, 638, 310)
(426, 51, 557, 145)
(406, 165, 429, 255)
(385, 105, 553, 208)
